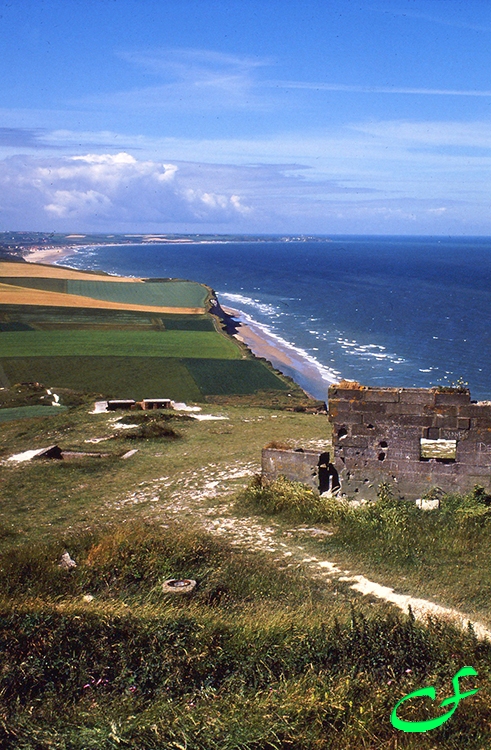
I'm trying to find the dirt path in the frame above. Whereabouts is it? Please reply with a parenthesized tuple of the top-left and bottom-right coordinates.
(119, 459, 491, 641)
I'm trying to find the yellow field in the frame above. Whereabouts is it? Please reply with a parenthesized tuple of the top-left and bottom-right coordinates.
(0, 261, 141, 282)
(0, 282, 205, 315)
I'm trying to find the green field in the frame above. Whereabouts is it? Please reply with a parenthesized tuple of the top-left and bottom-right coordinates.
(185, 358, 290, 394)
(0, 277, 209, 308)
(0, 405, 68, 422)
(68, 279, 208, 308)
(0, 329, 241, 358)
(0, 356, 291, 400)
(0, 304, 216, 330)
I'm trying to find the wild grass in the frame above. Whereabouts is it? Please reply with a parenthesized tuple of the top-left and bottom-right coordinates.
(2, 521, 491, 749)
(240, 477, 491, 625)
(0, 401, 330, 548)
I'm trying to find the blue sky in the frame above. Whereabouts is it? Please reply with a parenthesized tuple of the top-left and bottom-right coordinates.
(1, 0, 491, 234)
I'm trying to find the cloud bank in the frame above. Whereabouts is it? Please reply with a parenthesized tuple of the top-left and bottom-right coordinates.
(0, 152, 253, 231)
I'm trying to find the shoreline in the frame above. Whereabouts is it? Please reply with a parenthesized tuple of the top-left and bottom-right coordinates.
(223, 306, 338, 401)
(18, 248, 337, 400)
(22, 245, 82, 265)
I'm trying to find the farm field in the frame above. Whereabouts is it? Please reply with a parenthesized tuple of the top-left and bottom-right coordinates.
(0, 276, 209, 309)
(0, 261, 140, 281)
(0, 282, 205, 314)
(0, 329, 241, 359)
(0, 261, 296, 401)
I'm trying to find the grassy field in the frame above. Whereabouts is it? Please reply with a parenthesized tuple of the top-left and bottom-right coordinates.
(1, 400, 490, 748)
(67, 279, 208, 308)
(0, 305, 215, 330)
(0, 404, 68, 422)
(0, 282, 205, 313)
(0, 330, 242, 359)
(0, 270, 208, 308)
(0, 263, 295, 401)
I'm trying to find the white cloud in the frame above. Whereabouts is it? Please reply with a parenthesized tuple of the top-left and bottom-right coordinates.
(273, 80, 491, 97)
(0, 146, 489, 235)
(81, 48, 274, 113)
(0, 152, 254, 230)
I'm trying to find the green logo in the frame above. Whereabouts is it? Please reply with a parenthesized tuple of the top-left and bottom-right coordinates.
(391, 667, 479, 733)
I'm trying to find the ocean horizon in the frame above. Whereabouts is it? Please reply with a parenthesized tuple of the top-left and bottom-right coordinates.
(58, 235, 491, 401)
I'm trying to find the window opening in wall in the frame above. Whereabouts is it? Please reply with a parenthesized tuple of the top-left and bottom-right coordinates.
(420, 438, 457, 462)
(379, 440, 388, 448)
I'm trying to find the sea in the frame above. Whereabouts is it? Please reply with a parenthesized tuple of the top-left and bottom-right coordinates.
(61, 236, 491, 402)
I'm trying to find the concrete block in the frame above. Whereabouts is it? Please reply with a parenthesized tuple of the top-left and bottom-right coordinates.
(329, 399, 359, 414)
(356, 402, 388, 414)
(362, 389, 400, 403)
(390, 403, 429, 416)
(341, 437, 370, 449)
(433, 416, 458, 429)
(328, 388, 366, 401)
(457, 418, 471, 430)
(389, 415, 434, 427)
(434, 391, 471, 406)
(439, 430, 461, 440)
(398, 389, 436, 405)
(460, 404, 491, 418)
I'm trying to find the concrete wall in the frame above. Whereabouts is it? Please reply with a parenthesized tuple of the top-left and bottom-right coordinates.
(261, 448, 325, 492)
(328, 383, 491, 500)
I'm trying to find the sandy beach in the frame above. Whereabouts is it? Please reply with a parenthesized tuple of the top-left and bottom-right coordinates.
(22, 246, 80, 265)
(223, 306, 336, 400)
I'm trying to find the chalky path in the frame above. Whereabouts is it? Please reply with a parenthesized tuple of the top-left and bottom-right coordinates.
(117, 458, 491, 642)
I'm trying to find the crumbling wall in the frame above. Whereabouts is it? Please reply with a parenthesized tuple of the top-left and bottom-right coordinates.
(261, 448, 323, 491)
(328, 383, 491, 500)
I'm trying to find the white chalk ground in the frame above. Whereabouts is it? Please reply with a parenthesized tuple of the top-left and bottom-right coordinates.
(7, 447, 53, 463)
(107, 457, 491, 642)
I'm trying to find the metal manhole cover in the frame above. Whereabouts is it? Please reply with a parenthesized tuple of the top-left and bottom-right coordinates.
(162, 578, 197, 594)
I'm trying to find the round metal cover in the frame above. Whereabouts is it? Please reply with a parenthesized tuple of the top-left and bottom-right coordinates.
(162, 578, 196, 594)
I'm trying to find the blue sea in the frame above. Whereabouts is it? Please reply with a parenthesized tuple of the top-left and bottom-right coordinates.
(62, 236, 491, 401)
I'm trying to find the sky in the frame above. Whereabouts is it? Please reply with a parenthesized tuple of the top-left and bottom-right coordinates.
(1, 0, 491, 235)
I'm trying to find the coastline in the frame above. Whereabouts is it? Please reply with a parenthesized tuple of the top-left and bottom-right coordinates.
(223, 306, 338, 401)
(22, 245, 81, 265)
(16, 247, 338, 400)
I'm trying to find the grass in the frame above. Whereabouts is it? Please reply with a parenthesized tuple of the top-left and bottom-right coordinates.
(67, 279, 208, 308)
(0, 398, 329, 548)
(1, 398, 491, 747)
(0, 329, 241, 358)
(0, 405, 68, 422)
(1, 521, 491, 749)
(239, 477, 491, 628)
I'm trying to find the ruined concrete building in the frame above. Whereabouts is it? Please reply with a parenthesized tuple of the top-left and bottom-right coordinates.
(262, 382, 491, 501)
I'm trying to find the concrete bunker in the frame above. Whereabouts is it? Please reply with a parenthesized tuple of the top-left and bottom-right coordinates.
(261, 447, 340, 495)
(261, 383, 491, 501)
(329, 382, 491, 501)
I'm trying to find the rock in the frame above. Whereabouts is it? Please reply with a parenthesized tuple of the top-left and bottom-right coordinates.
(59, 551, 77, 570)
